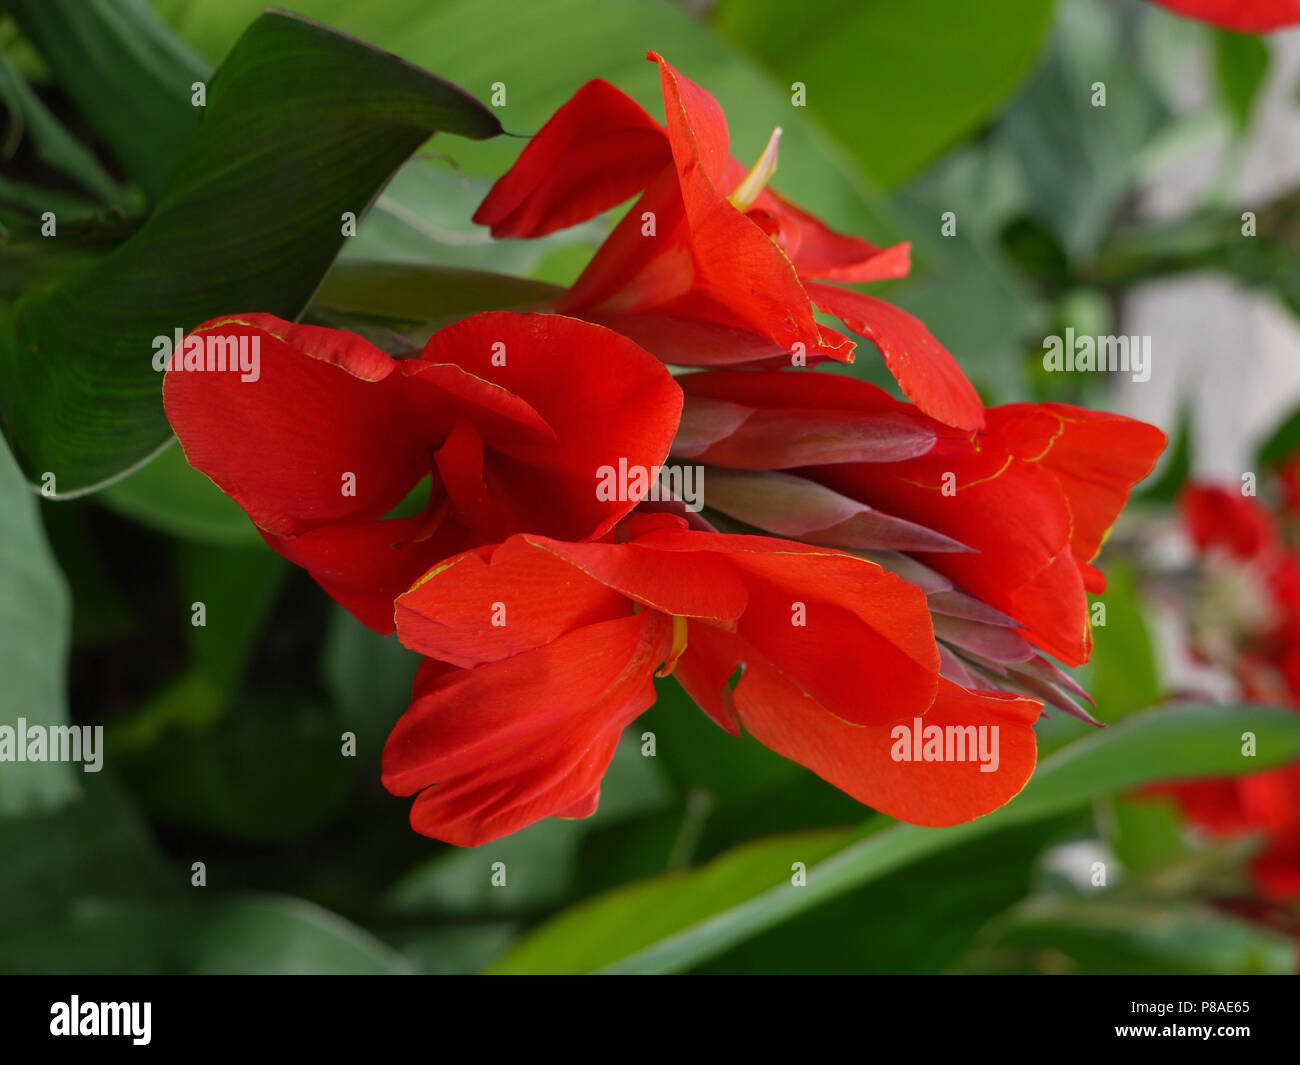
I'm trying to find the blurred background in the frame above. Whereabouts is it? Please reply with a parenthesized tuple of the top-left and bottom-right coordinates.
(3, 0, 1300, 974)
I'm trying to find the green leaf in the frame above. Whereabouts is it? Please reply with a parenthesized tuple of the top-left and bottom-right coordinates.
(320, 606, 420, 759)
(1213, 28, 1269, 128)
(311, 260, 563, 326)
(113, 695, 353, 841)
(385, 737, 673, 916)
(696, 817, 1072, 974)
(993, 0, 1169, 258)
(0, 774, 174, 935)
(4, 0, 208, 201)
(99, 440, 261, 545)
(488, 704, 1300, 973)
(155, 0, 905, 252)
(1256, 404, 1300, 467)
(1084, 561, 1160, 723)
(964, 896, 1295, 974)
(0, 895, 414, 974)
(0, 434, 75, 816)
(0, 42, 135, 208)
(714, 0, 1056, 188)
(0, 9, 502, 494)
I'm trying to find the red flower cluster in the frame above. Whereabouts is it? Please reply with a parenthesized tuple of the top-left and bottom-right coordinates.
(165, 55, 1164, 846)
(1162, 477, 1300, 901)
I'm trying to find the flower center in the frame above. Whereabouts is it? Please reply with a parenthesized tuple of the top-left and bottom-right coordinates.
(728, 126, 782, 212)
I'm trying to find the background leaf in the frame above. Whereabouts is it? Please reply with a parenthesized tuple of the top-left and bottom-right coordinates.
(0, 9, 502, 493)
(0, 434, 75, 815)
(489, 704, 1300, 973)
(713, 0, 1057, 189)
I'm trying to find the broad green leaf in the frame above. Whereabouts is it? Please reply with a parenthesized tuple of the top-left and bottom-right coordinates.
(489, 704, 1300, 973)
(0, 9, 502, 493)
(321, 606, 420, 758)
(0, 894, 413, 974)
(0, 42, 134, 207)
(311, 260, 562, 325)
(962, 896, 1295, 974)
(696, 817, 1072, 974)
(993, 0, 1169, 258)
(1100, 794, 1189, 875)
(0, 434, 75, 815)
(714, 0, 1056, 189)
(112, 695, 352, 840)
(99, 439, 262, 545)
(156, 0, 905, 248)
(5, 0, 206, 200)
(0, 773, 174, 935)
(386, 737, 673, 915)
(1213, 28, 1268, 128)
(1084, 561, 1160, 723)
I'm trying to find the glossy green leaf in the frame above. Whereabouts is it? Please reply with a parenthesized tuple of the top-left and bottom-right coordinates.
(311, 260, 562, 325)
(1213, 28, 1268, 128)
(489, 704, 1300, 973)
(964, 896, 1295, 974)
(5, 0, 206, 200)
(0, 434, 75, 816)
(0, 9, 502, 493)
(156, 0, 905, 250)
(0, 43, 134, 208)
(714, 0, 1056, 188)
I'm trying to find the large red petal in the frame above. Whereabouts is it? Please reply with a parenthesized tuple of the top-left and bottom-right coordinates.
(807, 281, 985, 431)
(473, 79, 670, 238)
(737, 676, 1040, 826)
(420, 312, 684, 542)
(382, 613, 671, 846)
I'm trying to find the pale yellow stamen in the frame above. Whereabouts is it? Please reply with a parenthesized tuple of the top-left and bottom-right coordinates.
(657, 615, 690, 678)
(728, 126, 782, 212)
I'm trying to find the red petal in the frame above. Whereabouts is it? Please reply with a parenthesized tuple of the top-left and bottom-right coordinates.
(420, 312, 683, 543)
(737, 676, 1040, 826)
(382, 613, 670, 846)
(395, 538, 629, 667)
(473, 79, 670, 238)
(752, 187, 912, 283)
(807, 281, 985, 431)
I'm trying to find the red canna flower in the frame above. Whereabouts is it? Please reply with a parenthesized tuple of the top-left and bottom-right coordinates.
(163, 311, 682, 632)
(474, 53, 985, 432)
(1158, 482, 1300, 903)
(674, 371, 1167, 686)
(1146, 0, 1300, 32)
(383, 513, 1041, 846)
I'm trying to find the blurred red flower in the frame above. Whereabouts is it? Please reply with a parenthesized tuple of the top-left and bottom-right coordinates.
(1148, 0, 1300, 32)
(1162, 482, 1300, 901)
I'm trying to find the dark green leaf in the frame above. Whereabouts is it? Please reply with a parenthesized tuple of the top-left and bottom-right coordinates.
(0, 434, 75, 815)
(0, 10, 502, 493)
